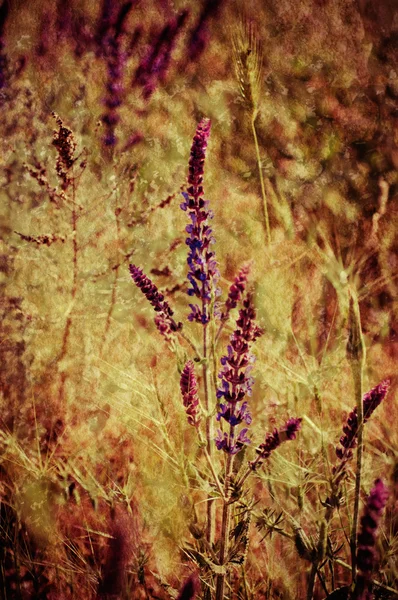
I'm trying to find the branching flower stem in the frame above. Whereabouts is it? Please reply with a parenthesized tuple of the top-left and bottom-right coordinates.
(215, 425, 235, 600)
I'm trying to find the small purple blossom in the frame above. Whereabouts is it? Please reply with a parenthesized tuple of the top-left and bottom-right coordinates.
(180, 361, 201, 427)
(216, 401, 252, 427)
(215, 428, 251, 455)
(181, 119, 220, 325)
(353, 479, 389, 600)
(249, 418, 302, 470)
(336, 380, 390, 461)
(129, 264, 181, 337)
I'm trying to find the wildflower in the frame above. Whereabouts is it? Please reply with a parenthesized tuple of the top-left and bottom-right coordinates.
(353, 479, 389, 600)
(180, 361, 201, 426)
(336, 380, 390, 461)
(100, 3, 134, 147)
(129, 264, 181, 338)
(186, 0, 223, 63)
(0, 0, 9, 90)
(181, 119, 220, 324)
(215, 428, 251, 455)
(134, 11, 188, 99)
(217, 294, 262, 405)
(177, 573, 200, 600)
(249, 418, 302, 470)
(215, 293, 262, 454)
(222, 262, 251, 319)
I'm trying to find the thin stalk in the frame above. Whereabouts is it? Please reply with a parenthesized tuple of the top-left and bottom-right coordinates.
(350, 358, 364, 582)
(306, 563, 317, 600)
(335, 558, 398, 597)
(251, 115, 271, 245)
(203, 321, 215, 546)
(101, 192, 121, 357)
(197, 430, 225, 500)
(346, 291, 366, 584)
(215, 441, 235, 600)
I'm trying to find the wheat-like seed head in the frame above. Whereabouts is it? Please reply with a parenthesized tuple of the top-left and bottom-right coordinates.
(232, 18, 263, 118)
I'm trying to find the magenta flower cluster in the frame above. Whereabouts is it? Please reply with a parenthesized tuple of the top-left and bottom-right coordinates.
(249, 418, 302, 470)
(129, 264, 181, 338)
(336, 380, 390, 461)
(180, 118, 220, 325)
(354, 479, 389, 600)
(134, 11, 188, 99)
(215, 294, 263, 454)
(221, 262, 251, 320)
(180, 361, 201, 427)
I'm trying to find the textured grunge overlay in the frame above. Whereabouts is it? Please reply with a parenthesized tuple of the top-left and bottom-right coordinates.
(0, 1, 397, 599)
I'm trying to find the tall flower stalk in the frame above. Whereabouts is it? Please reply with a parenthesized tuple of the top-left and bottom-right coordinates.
(346, 292, 366, 581)
(181, 118, 220, 544)
(352, 479, 389, 600)
(215, 293, 263, 600)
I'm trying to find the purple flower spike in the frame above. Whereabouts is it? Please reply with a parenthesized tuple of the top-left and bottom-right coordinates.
(180, 361, 201, 427)
(353, 479, 389, 600)
(249, 418, 302, 470)
(177, 573, 200, 600)
(129, 264, 181, 338)
(182, 119, 220, 325)
(222, 262, 251, 319)
(215, 293, 262, 455)
(217, 294, 263, 405)
(336, 379, 390, 461)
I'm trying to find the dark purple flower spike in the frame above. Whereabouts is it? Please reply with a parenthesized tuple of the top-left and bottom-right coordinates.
(177, 573, 200, 600)
(180, 361, 201, 426)
(222, 262, 251, 320)
(249, 418, 302, 470)
(336, 380, 390, 461)
(181, 119, 220, 325)
(353, 479, 389, 600)
(129, 264, 181, 338)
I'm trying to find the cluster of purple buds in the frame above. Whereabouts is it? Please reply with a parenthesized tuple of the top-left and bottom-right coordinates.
(0, 1, 9, 90)
(215, 294, 263, 455)
(336, 380, 390, 461)
(129, 264, 181, 338)
(186, 0, 223, 64)
(180, 361, 201, 427)
(221, 262, 251, 320)
(249, 418, 302, 470)
(353, 479, 389, 600)
(134, 10, 188, 99)
(99, 2, 134, 146)
(181, 118, 220, 325)
(177, 573, 199, 600)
